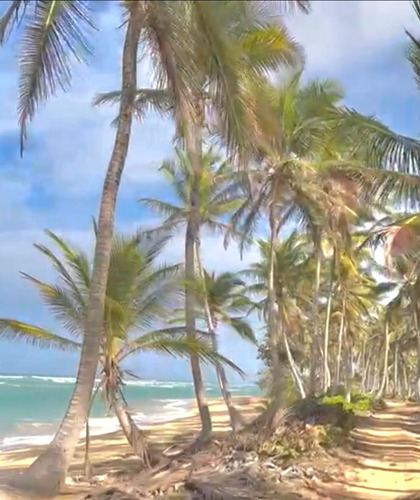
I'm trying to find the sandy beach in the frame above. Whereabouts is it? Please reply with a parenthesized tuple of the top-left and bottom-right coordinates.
(0, 397, 264, 499)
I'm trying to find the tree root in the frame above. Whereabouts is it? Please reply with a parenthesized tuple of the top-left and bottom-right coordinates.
(185, 430, 212, 454)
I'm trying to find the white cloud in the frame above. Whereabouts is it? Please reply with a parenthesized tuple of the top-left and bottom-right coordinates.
(0, 7, 174, 201)
(286, 1, 416, 75)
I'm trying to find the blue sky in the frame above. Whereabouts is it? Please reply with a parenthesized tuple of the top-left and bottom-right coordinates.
(0, 1, 419, 381)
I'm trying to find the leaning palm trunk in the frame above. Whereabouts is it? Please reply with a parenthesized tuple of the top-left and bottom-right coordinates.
(361, 349, 372, 393)
(309, 246, 323, 395)
(323, 290, 333, 392)
(84, 382, 102, 480)
(195, 245, 242, 432)
(377, 320, 390, 399)
(334, 297, 346, 388)
(415, 307, 420, 400)
(112, 398, 150, 467)
(17, 8, 142, 496)
(281, 321, 306, 399)
(253, 201, 283, 431)
(183, 111, 212, 440)
(323, 258, 335, 392)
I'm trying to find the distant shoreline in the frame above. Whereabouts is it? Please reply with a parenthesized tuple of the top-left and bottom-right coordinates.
(0, 376, 261, 452)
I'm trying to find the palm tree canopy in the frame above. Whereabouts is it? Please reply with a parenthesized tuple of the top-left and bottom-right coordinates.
(94, 1, 307, 156)
(140, 148, 245, 238)
(0, 227, 245, 375)
(192, 270, 257, 345)
(245, 232, 312, 318)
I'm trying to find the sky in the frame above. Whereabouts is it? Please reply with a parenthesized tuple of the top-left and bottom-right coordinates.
(0, 0, 419, 382)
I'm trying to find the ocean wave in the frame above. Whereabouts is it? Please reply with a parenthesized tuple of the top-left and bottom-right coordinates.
(124, 380, 193, 388)
(1, 434, 55, 450)
(0, 399, 193, 451)
(137, 399, 192, 424)
(31, 376, 77, 384)
(0, 375, 25, 380)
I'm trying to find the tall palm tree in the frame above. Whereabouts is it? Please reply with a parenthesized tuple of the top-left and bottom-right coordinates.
(0, 229, 240, 463)
(140, 148, 245, 436)
(96, 1, 307, 442)
(245, 233, 312, 400)
(192, 269, 256, 431)
(0, 3, 144, 492)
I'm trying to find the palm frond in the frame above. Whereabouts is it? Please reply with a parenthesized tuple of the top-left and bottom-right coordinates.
(21, 272, 83, 335)
(351, 168, 420, 211)
(240, 24, 303, 75)
(17, 0, 94, 153)
(334, 107, 420, 173)
(139, 198, 185, 220)
(224, 316, 257, 344)
(45, 230, 91, 290)
(406, 0, 420, 90)
(33, 239, 86, 307)
(127, 332, 245, 376)
(0, 0, 30, 44)
(0, 318, 80, 350)
(93, 87, 174, 123)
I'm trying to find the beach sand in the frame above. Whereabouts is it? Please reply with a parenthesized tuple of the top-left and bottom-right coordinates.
(0, 396, 264, 499)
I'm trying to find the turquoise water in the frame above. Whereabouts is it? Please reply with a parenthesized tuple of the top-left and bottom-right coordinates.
(0, 375, 260, 449)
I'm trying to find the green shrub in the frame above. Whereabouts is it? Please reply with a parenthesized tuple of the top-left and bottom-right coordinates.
(321, 392, 373, 414)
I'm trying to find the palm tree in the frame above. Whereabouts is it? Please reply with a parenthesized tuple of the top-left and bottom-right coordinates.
(245, 233, 312, 400)
(0, 229, 240, 463)
(0, 2, 144, 492)
(192, 269, 256, 431)
(140, 148, 245, 435)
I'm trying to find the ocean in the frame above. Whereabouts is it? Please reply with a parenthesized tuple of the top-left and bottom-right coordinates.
(0, 375, 260, 451)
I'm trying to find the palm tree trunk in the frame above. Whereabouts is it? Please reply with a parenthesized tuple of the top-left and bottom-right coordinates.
(112, 398, 150, 467)
(195, 245, 242, 432)
(281, 321, 306, 399)
(211, 329, 242, 432)
(84, 382, 102, 480)
(265, 202, 283, 425)
(372, 356, 380, 394)
(84, 416, 92, 481)
(323, 255, 335, 393)
(18, 7, 142, 496)
(415, 307, 420, 400)
(183, 110, 212, 440)
(377, 320, 390, 399)
(310, 245, 322, 395)
(402, 354, 409, 398)
(361, 348, 372, 393)
(344, 331, 352, 403)
(252, 201, 283, 432)
(185, 223, 212, 439)
(334, 297, 346, 389)
(393, 342, 399, 398)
